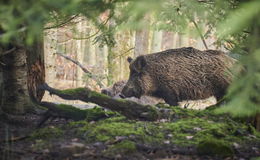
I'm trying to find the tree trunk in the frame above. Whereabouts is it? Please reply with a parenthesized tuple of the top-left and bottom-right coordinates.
(151, 30, 162, 52)
(0, 40, 45, 114)
(134, 29, 150, 57)
(161, 31, 174, 50)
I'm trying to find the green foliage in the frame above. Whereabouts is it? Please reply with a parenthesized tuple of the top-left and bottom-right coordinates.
(215, 0, 260, 117)
(217, 1, 260, 38)
(0, 0, 118, 45)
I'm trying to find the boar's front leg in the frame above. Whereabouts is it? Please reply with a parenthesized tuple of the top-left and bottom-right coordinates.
(156, 89, 178, 106)
(164, 96, 178, 106)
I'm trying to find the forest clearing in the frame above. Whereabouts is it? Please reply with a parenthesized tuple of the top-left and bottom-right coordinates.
(0, 0, 260, 159)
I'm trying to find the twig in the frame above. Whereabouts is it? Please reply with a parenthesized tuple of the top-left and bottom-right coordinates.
(0, 61, 6, 66)
(69, 14, 113, 40)
(0, 135, 29, 144)
(112, 47, 134, 59)
(55, 52, 104, 88)
(192, 20, 208, 50)
(71, 29, 101, 40)
(56, 52, 91, 74)
(44, 15, 79, 30)
(0, 47, 16, 57)
(0, 27, 27, 39)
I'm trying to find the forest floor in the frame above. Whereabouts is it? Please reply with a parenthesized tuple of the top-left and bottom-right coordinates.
(0, 105, 260, 160)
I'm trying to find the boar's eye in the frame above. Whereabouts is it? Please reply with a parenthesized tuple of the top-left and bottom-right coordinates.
(130, 69, 140, 76)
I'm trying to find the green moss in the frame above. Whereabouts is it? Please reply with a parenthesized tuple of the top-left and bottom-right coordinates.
(60, 88, 86, 95)
(89, 122, 144, 142)
(31, 139, 50, 151)
(30, 127, 63, 139)
(71, 108, 259, 147)
(104, 140, 136, 156)
(84, 107, 118, 121)
(197, 138, 234, 157)
(67, 120, 89, 128)
(161, 117, 247, 146)
(56, 105, 260, 157)
(87, 90, 111, 99)
(76, 118, 164, 143)
(55, 104, 87, 120)
(54, 105, 117, 121)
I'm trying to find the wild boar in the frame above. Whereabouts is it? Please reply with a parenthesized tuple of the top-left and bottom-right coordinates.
(121, 47, 235, 106)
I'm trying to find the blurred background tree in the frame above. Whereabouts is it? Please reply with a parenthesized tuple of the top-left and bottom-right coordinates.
(0, 0, 259, 124)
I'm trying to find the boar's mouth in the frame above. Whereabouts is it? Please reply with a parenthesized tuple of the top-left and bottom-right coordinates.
(121, 87, 142, 99)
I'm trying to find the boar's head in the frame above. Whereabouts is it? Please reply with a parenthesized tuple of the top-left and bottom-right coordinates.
(121, 56, 157, 98)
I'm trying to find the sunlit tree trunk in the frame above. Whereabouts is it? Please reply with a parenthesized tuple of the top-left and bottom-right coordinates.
(151, 30, 162, 52)
(44, 29, 57, 87)
(161, 31, 174, 50)
(107, 47, 116, 86)
(76, 20, 84, 87)
(134, 29, 150, 57)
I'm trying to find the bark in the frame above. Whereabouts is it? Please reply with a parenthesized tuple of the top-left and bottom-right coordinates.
(27, 40, 45, 102)
(0, 40, 45, 114)
(254, 113, 260, 131)
(39, 83, 169, 121)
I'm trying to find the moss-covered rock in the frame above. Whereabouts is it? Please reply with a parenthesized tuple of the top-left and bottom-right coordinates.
(197, 138, 234, 157)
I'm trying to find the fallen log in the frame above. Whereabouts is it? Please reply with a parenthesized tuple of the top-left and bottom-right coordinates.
(39, 83, 171, 121)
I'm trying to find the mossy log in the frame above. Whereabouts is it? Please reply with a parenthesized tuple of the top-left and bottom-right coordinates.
(40, 83, 170, 121)
(38, 102, 117, 126)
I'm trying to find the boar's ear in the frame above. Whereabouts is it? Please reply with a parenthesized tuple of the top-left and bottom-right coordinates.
(127, 57, 133, 63)
(135, 56, 146, 72)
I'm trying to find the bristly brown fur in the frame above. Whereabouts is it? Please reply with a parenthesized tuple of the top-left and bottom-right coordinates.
(122, 47, 236, 106)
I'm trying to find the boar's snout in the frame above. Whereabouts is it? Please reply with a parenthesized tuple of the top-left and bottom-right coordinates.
(121, 84, 141, 98)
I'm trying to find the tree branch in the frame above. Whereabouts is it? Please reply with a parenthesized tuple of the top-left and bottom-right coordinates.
(55, 52, 105, 88)
(192, 20, 208, 50)
(44, 15, 79, 30)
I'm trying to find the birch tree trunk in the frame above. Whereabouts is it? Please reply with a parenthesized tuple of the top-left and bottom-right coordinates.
(76, 20, 84, 87)
(44, 29, 57, 87)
